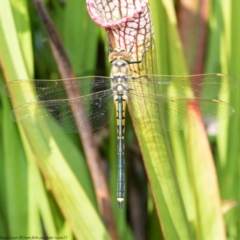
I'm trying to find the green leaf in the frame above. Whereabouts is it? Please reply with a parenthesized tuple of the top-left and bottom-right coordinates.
(0, 1, 109, 239)
(187, 103, 226, 239)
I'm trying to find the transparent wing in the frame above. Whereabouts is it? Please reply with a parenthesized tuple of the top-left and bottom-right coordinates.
(128, 94, 234, 131)
(3, 73, 238, 132)
(5, 76, 111, 101)
(127, 73, 238, 131)
(128, 73, 239, 98)
(6, 77, 114, 132)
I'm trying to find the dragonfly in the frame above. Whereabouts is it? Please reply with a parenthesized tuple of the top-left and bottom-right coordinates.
(4, 47, 239, 209)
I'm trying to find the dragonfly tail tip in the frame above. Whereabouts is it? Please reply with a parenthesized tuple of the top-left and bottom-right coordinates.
(117, 198, 124, 209)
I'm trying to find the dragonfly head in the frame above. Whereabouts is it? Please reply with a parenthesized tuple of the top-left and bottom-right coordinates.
(109, 47, 131, 63)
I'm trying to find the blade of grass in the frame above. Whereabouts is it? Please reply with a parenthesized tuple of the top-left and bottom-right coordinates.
(31, 4, 117, 236)
(0, 78, 29, 236)
(187, 102, 226, 239)
(0, 1, 110, 239)
(227, 2, 240, 237)
(149, 0, 194, 239)
(0, 0, 32, 235)
(212, 1, 240, 239)
(205, 2, 240, 239)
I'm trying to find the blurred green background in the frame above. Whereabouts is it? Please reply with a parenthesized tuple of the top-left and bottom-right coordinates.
(0, 0, 239, 240)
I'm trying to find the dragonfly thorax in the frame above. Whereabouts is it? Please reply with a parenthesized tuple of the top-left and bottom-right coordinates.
(111, 61, 129, 99)
(111, 59, 129, 76)
(111, 73, 129, 99)
(109, 48, 132, 100)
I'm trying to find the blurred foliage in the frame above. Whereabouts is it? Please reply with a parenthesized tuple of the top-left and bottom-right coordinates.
(0, 0, 240, 240)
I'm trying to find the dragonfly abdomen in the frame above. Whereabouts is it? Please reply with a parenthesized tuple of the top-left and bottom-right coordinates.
(115, 94, 126, 209)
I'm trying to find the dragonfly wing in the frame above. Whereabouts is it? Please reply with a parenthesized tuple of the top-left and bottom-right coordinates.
(128, 92, 234, 131)
(128, 73, 239, 98)
(5, 76, 111, 102)
(6, 77, 114, 132)
(11, 90, 114, 132)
